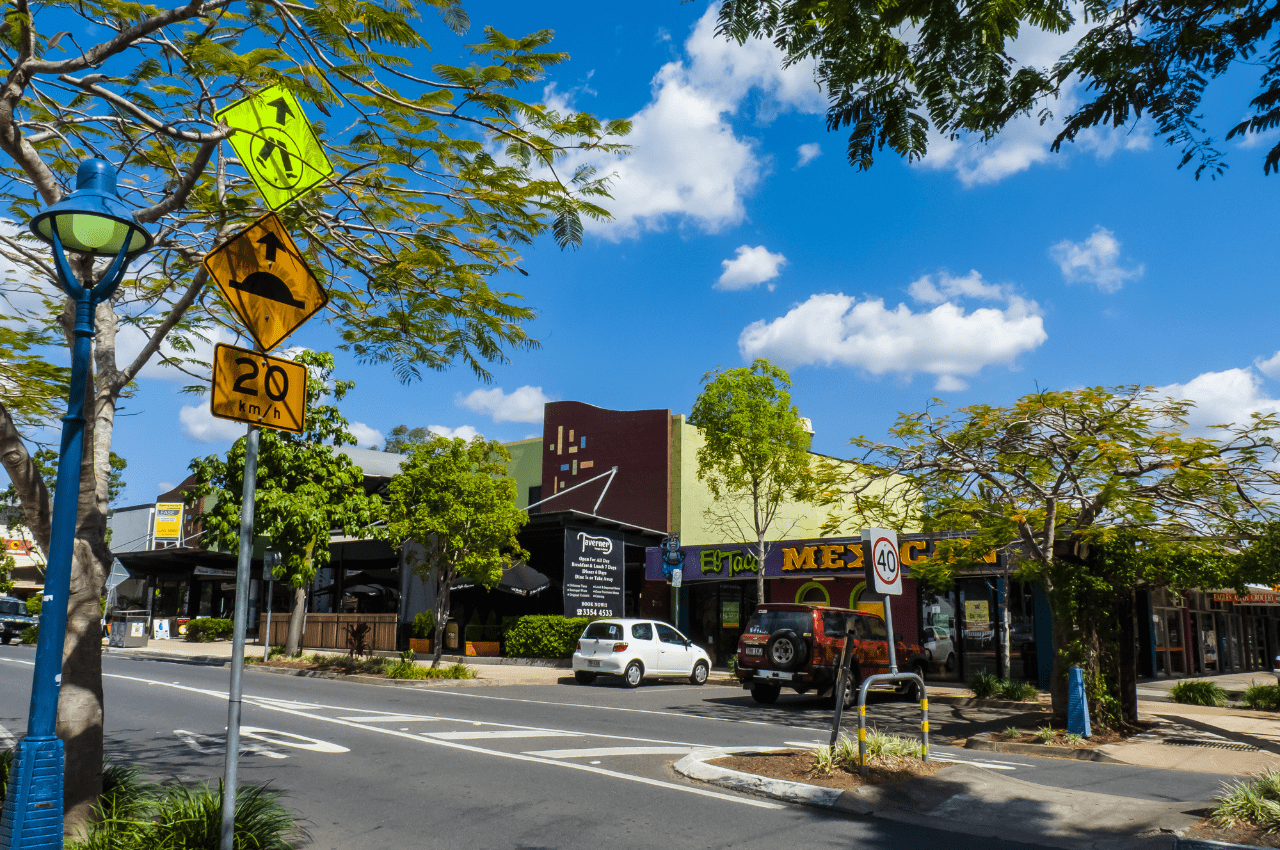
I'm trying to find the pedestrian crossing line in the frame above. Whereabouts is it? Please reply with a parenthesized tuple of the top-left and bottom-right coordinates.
(0, 723, 15, 748)
(427, 730, 578, 741)
(337, 715, 441, 723)
(930, 756, 1018, 770)
(524, 746, 696, 759)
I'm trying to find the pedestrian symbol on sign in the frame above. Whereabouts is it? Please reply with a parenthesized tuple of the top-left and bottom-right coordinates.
(216, 85, 334, 210)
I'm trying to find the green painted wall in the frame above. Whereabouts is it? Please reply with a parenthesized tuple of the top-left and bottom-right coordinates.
(504, 437, 543, 510)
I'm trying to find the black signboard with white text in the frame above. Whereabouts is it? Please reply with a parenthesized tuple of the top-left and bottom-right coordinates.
(563, 527, 625, 618)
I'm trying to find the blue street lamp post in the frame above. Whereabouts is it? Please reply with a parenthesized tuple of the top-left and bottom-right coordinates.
(0, 159, 152, 850)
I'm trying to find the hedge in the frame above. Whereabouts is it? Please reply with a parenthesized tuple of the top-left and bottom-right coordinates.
(184, 618, 234, 642)
(503, 615, 592, 659)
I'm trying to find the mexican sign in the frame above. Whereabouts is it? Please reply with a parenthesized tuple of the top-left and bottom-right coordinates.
(216, 85, 334, 210)
(863, 528, 902, 595)
(210, 343, 307, 434)
(563, 527, 625, 619)
(153, 503, 184, 541)
(204, 213, 327, 352)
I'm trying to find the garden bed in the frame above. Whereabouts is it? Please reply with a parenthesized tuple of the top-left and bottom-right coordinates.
(707, 750, 942, 792)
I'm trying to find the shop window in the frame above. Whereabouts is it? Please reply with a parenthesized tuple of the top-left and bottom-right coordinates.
(796, 581, 830, 606)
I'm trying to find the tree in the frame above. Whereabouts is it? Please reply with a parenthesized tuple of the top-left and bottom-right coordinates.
(384, 425, 435, 455)
(687, 359, 816, 605)
(823, 385, 1280, 722)
(717, 0, 1280, 178)
(188, 352, 385, 657)
(384, 435, 527, 667)
(0, 0, 625, 829)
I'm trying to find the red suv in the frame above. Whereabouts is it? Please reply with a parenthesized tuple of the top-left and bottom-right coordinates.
(735, 603, 925, 706)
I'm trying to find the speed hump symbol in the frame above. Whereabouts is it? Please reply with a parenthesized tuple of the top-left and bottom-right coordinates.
(865, 528, 902, 596)
(211, 343, 306, 434)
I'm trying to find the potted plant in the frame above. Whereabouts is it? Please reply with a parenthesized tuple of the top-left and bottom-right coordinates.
(409, 611, 434, 654)
(465, 611, 501, 657)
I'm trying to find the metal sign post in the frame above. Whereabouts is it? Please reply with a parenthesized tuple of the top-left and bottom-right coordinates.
(262, 550, 279, 660)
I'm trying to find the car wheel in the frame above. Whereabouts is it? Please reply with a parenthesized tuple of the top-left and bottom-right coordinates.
(828, 668, 861, 709)
(622, 660, 644, 688)
(751, 683, 781, 704)
(897, 663, 925, 702)
(944, 652, 956, 673)
(764, 629, 808, 671)
(574, 671, 597, 685)
(689, 661, 709, 686)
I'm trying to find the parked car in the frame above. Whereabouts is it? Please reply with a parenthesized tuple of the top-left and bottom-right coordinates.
(0, 595, 37, 645)
(572, 619, 711, 688)
(734, 603, 926, 706)
(922, 625, 956, 672)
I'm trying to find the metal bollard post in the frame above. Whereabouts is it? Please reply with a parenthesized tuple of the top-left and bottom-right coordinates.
(921, 696, 929, 763)
(857, 703, 868, 778)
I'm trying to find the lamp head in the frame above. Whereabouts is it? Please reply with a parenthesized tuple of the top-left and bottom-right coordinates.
(30, 158, 154, 257)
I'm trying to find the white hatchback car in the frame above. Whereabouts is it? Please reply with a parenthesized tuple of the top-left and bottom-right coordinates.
(572, 619, 711, 688)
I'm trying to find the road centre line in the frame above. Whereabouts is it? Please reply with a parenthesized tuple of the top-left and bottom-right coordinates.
(425, 690, 782, 729)
(0, 659, 782, 810)
(336, 714, 441, 723)
(525, 746, 696, 759)
(428, 730, 576, 741)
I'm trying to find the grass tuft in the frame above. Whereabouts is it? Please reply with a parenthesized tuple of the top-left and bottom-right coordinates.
(1170, 679, 1228, 707)
(1243, 681, 1280, 711)
(1214, 768, 1280, 832)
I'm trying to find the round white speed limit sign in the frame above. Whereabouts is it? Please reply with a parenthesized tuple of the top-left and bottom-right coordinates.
(867, 529, 902, 595)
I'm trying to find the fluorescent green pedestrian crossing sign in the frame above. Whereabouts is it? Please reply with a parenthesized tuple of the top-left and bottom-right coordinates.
(217, 85, 334, 210)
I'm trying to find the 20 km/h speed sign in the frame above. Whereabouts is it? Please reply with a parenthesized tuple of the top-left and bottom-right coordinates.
(211, 343, 306, 434)
(863, 527, 902, 595)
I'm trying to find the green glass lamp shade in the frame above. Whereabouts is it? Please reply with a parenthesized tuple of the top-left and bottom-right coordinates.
(30, 158, 153, 256)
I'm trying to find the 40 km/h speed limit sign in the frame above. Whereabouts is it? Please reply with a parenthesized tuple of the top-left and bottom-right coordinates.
(211, 343, 306, 434)
(864, 527, 902, 596)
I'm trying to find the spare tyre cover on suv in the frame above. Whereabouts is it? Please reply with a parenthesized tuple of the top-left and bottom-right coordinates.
(764, 629, 808, 671)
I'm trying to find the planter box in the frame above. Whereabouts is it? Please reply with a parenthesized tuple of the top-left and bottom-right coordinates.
(409, 638, 433, 654)
(466, 641, 501, 657)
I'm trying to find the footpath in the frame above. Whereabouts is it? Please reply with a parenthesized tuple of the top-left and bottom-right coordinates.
(103, 640, 1280, 849)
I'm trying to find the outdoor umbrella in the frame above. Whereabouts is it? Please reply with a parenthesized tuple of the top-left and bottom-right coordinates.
(497, 561, 551, 597)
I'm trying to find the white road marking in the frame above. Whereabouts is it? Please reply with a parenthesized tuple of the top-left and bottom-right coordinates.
(784, 741, 822, 748)
(525, 746, 696, 759)
(930, 757, 1017, 770)
(0, 722, 16, 748)
(0, 659, 782, 810)
(428, 730, 576, 741)
(336, 714, 440, 723)
(240, 726, 349, 753)
(175, 729, 287, 760)
(425, 690, 782, 729)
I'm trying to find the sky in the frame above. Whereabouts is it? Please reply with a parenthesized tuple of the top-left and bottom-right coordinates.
(72, 1, 1280, 505)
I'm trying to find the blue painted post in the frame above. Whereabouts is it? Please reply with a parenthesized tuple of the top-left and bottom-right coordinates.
(1067, 666, 1092, 738)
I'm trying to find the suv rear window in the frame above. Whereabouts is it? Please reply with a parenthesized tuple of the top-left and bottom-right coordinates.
(851, 616, 888, 641)
(821, 612, 849, 637)
(0, 600, 19, 616)
(583, 622, 624, 640)
(745, 610, 812, 635)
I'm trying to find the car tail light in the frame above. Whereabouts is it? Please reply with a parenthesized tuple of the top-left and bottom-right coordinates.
(612, 642, 629, 652)
(577, 640, 583, 652)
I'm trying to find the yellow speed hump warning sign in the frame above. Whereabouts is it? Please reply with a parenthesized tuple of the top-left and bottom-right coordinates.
(216, 85, 334, 210)
(211, 343, 307, 434)
(204, 213, 327, 352)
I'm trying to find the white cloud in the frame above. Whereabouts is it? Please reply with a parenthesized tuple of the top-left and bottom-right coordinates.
(739, 276, 1046, 389)
(550, 7, 824, 239)
(796, 143, 822, 168)
(428, 424, 481, 441)
(1049, 227, 1144, 293)
(348, 421, 383, 449)
(1157, 368, 1280, 435)
(157, 481, 175, 493)
(1257, 351, 1280, 379)
(458, 385, 551, 423)
(717, 245, 787, 291)
(179, 394, 246, 443)
(116, 323, 237, 381)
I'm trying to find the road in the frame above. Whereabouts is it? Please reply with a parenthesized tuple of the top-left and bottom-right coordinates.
(0, 645, 1232, 849)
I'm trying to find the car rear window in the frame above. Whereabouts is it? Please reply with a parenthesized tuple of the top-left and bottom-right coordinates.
(821, 612, 849, 637)
(745, 610, 812, 635)
(583, 622, 624, 640)
(0, 600, 19, 616)
(851, 616, 888, 641)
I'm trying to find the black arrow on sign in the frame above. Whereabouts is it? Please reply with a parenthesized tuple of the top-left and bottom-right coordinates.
(258, 232, 285, 263)
(267, 97, 293, 125)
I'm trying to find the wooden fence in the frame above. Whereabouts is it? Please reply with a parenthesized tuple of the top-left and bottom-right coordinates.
(257, 613, 398, 652)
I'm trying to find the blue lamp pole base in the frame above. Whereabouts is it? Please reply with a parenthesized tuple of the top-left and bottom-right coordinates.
(0, 738, 64, 848)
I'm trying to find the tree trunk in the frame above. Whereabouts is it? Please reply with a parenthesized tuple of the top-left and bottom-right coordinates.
(1050, 607, 1071, 718)
(284, 585, 306, 656)
(1118, 588, 1138, 725)
(755, 537, 766, 606)
(998, 576, 1011, 679)
(432, 569, 451, 669)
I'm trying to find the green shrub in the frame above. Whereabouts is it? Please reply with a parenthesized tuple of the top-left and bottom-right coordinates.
(1243, 681, 1280, 711)
(999, 680, 1040, 701)
(1213, 768, 1280, 832)
(24, 595, 41, 617)
(412, 611, 435, 639)
(183, 618, 234, 642)
(1034, 725, 1056, 744)
(305, 653, 391, 675)
(1, 746, 11, 799)
(385, 652, 475, 680)
(20, 625, 37, 644)
(969, 671, 1000, 699)
(503, 615, 592, 658)
(813, 730, 923, 773)
(1171, 679, 1228, 707)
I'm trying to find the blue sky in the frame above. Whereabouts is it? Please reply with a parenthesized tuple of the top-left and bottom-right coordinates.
(105, 1, 1280, 504)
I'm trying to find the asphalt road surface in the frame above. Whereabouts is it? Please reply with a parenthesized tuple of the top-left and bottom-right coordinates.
(0, 645, 1232, 850)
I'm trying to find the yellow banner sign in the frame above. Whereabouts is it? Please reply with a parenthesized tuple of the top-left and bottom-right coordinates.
(210, 343, 307, 434)
(154, 503, 184, 540)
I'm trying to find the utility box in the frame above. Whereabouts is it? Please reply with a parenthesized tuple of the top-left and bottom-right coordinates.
(108, 610, 150, 648)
